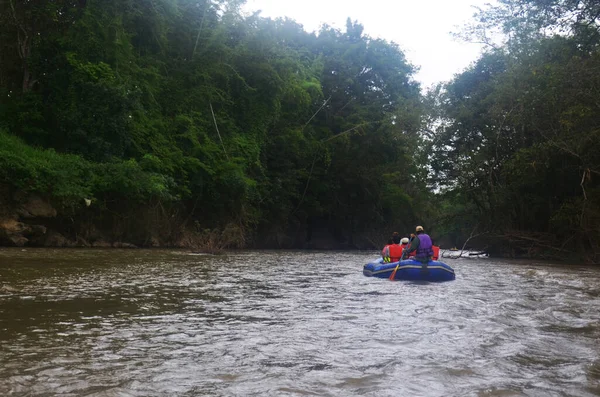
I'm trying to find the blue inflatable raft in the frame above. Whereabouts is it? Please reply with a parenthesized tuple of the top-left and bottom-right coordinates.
(363, 258, 455, 282)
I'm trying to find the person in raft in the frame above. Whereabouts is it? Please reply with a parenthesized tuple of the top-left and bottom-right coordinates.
(404, 232, 440, 260)
(381, 238, 393, 261)
(403, 226, 434, 266)
(382, 233, 410, 263)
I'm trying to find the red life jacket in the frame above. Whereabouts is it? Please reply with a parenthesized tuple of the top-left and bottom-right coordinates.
(432, 245, 440, 261)
(388, 244, 406, 263)
(381, 244, 391, 258)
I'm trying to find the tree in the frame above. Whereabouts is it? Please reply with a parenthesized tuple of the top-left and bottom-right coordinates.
(433, 0, 600, 261)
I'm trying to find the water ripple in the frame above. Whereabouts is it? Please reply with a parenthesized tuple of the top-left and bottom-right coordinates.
(0, 249, 599, 396)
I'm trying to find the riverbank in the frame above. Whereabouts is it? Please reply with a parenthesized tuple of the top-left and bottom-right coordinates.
(0, 190, 360, 251)
(2, 187, 596, 264)
(0, 185, 374, 251)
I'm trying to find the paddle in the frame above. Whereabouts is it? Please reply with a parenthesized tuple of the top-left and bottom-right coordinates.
(388, 263, 400, 281)
(387, 242, 399, 280)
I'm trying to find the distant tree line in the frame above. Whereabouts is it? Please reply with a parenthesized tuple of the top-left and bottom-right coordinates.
(0, 0, 598, 261)
(0, 0, 426, 249)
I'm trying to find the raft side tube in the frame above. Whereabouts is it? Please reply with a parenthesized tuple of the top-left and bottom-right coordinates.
(363, 258, 455, 282)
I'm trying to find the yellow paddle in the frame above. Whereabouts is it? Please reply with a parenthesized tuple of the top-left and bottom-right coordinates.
(389, 263, 400, 280)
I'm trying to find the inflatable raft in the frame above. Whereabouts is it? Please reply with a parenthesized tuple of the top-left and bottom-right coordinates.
(363, 258, 455, 282)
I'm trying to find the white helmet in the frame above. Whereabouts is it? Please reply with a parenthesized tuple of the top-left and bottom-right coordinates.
(401, 237, 409, 244)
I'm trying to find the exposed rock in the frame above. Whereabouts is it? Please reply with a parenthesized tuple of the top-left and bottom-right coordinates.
(0, 218, 31, 234)
(15, 193, 57, 218)
(9, 236, 29, 247)
(0, 218, 32, 246)
(25, 225, 50, 246)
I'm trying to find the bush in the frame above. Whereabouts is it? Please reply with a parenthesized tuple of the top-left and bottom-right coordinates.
(0, 130, 176, 208)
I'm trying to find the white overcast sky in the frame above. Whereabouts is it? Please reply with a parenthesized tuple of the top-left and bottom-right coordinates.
(243, 0, 492, 89)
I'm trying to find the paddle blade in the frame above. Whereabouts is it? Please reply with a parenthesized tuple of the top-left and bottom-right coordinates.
(389, 264, 400, 280)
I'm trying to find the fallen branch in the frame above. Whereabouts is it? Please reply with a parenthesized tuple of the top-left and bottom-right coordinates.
(499, 232, 571, 253)
(302, 96, 331, 133)
(459, 225, 488, 257)
(322, 124, 367, 142)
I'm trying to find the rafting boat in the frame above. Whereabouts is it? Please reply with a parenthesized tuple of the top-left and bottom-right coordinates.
(363, 258, 455, 282)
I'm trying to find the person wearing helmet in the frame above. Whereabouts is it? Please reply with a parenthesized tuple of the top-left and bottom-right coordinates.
(403, 226, 434, 265)
(382, 233, 410, 263)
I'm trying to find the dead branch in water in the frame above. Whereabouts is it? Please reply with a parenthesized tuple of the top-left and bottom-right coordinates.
(501, 231, 569, 253)
(458, 225, 488, 257)
(496, 230, 576, 260)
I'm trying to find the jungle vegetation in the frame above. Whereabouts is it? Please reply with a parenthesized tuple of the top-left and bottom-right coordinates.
(0, 0, 598, 262)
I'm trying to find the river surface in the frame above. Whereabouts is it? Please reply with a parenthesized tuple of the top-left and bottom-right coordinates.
(1, 249, 599, 397)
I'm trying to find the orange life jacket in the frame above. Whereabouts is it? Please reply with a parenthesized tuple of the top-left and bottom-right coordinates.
(432, 245, 440, 261)
(388, 243, 407, 263)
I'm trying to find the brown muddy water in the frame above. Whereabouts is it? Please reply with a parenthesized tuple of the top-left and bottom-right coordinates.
(0, 249, 599, 396)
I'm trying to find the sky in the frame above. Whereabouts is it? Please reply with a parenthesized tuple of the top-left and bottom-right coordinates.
(242, 0, 492, 89)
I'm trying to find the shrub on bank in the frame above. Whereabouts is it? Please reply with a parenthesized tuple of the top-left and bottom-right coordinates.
(0, 130, 175, 208)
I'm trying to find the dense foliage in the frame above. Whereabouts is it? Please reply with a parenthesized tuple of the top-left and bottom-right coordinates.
(431, 0, 600, 262)
(2, 0, 599, 261)
(0, 0, 426, 248)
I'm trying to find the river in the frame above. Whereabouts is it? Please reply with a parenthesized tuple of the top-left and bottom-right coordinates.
(0, 249, 599, 396)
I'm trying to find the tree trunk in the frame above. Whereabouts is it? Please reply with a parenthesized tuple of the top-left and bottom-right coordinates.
(19, 29, 37, 92)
